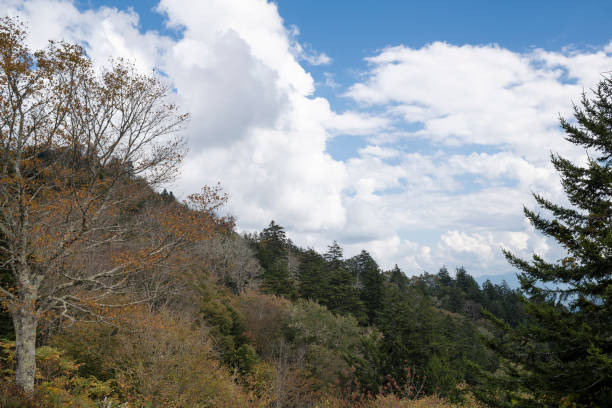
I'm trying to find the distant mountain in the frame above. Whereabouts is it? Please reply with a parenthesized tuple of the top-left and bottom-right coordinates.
(475, 272, 520, 289)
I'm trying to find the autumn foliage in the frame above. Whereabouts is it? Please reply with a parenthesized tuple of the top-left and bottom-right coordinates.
(0, 16, 517, 408)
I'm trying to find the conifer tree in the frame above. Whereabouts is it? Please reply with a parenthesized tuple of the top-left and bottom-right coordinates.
(347, 250, 384, 325)
(388, 264, 409, 292)
(324, 242, 363, 318)
(324, 241, 344, 264)
(437, 266, 453, 286)
(256, 221, 296, 298)
(297, 248, 327, 302)
(482, 75, 612, 407)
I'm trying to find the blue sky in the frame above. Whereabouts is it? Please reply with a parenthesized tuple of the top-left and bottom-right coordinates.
(78, 1, 612, 103)
(278, 0, 612, 96)
(4, 0, 612, 276)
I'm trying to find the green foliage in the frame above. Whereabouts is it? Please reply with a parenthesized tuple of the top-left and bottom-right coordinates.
(347, 250, 385, 325)
(408, 267, 527, 326)
(480, 279, 525, 326)
(376, 285, 466, 398)
(323, 243, 364, 320)
(297, 249, 328, 302)
(388, 264, 410, 292)
(198, 281, 256, 376)
(50, 309, 265, 408)
(283, 299, 363, 385)
(234, 344, 259, 376)
(477, 75, 612, 407)
(342, 327, 386, 396)
(249, 221, 515, 400)
(252, 221, 297, 299)
(0, 339, 115, 407)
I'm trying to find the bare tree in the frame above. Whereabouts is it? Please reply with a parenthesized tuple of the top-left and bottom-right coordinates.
(197, 233, 261, 293)
(0, 18, 188, 392)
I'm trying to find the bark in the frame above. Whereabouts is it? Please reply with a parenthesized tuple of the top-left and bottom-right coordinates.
(12, 288, 38, 394)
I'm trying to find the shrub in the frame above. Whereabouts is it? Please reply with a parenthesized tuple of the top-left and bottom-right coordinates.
(0, 339, 115, 407)
(52, 307, 263, 407)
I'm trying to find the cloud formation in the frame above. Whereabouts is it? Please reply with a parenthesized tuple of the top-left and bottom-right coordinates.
(2, 0, 611, 276)
(334, 41, 612, 273)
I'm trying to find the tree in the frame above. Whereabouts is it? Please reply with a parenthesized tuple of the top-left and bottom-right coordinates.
(297, 248, 327, 302)
(323, 241, 343, 264)
(0, 19, 188, 392)
(455, 266, 481, 301)
(388, 264, 409, 292)
(318, 241, 361, 318)
(482, 75, 612, 406)
(255, 221, 296, 298)
(437, 266, 452, 287)
(197, 233, 261, 294)
(347, 250, 384, 325)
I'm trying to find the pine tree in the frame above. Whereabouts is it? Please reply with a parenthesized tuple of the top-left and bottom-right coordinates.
(437, 266, 453, 286)
(256, 221, 297, 298)
(323, 242, 364, 318)
(388, 264, 409, 292)
(455, 267, 482, 303)
(324, 240, 344, 264)
(347, 250, 384, 325)
(481, 75, 612, 407)
(297, 248, 327, 302)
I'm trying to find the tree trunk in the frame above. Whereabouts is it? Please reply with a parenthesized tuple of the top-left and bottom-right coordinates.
(12, 291, 38, 394)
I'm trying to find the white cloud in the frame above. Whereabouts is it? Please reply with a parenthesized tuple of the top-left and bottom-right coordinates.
(290, 39, 331, 66)
(358, 145, 401, 159)
(347, 42, 612, 161)
(440, 230, 495, 262)
(3, 0, 170, 72)
(322, 72, 339, 88)
(1, 0, 347, 229)
(324, 110, 391, 136)
(2, 1, 608, 278)
(503, 231, 529, 252)
(335, 41, 610, 274)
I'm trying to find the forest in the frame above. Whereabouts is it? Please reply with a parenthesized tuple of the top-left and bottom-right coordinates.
(0, 17, 610, 408)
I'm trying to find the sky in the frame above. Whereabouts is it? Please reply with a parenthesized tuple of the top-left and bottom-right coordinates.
(2, 0, 611, 277)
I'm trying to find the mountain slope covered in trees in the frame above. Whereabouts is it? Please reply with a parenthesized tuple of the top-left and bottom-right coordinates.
(0, 16, 610, 408)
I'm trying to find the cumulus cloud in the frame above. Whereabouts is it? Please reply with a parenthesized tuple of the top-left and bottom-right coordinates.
(335, 41, 611, 273)
(1, 0, 347, 231)
(347, 42, 612, 160)
(3, 0, 170, 71)
(155, 0, 348, 231)
(289, 31, 332, 66)
(2, 0, 609, 277)
(324, 111, 391, 136)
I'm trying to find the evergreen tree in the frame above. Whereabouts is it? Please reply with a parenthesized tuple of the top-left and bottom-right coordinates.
(255, 221, 296, 298)
(323, 242, 364, 318)
(324, 240, 343, 264)
(258, 221, 287, 264)
(347, 250, 384, 325)
(455, 267, 481, 302)
(481, 76, 612, 407)
(297, 249, 327, 302)
(377, 285, 473, 399)
(437, 266, 453, 286)
(388, 264, 409, 292)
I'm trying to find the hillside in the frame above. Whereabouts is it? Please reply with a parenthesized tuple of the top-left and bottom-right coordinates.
(0, 188, 523, 406)
(1, 13, 610, 408)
